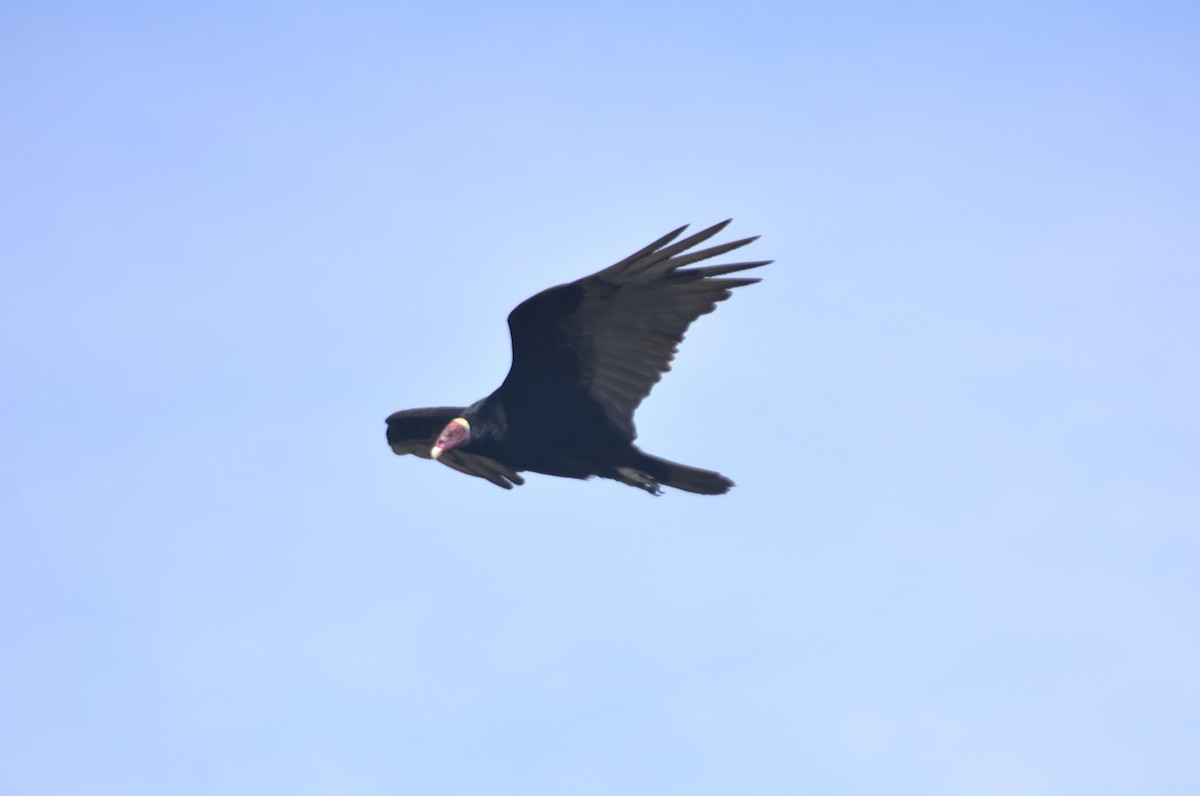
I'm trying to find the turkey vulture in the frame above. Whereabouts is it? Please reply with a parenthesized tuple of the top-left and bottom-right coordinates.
(385, 220, 769, 495)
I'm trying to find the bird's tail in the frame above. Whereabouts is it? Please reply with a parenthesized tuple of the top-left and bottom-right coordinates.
(631, 452, 734, 496)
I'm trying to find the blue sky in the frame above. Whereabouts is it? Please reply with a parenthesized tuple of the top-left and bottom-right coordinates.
(2, 1, 1198, 793)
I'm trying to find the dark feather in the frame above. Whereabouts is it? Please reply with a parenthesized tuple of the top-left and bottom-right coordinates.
(498, 220, 769, 439)
(385, 221, 769, 494)
(386, 407, 524, 488)
(385, 407, 463, 459)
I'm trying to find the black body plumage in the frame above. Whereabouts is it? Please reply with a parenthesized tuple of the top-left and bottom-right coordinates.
(385, 220, 770, 495)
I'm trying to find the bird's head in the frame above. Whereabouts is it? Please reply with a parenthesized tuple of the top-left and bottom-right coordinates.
(431, 418, 471, 459)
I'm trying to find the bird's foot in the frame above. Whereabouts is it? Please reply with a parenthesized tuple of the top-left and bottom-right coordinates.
(615, 467, 662, 496)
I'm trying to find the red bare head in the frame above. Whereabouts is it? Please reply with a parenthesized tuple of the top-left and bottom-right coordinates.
(431, 418, 471, 460)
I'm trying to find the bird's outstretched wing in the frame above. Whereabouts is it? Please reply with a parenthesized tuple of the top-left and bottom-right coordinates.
(385, 407, 526, 489)
(438, 450, 526, 489)
(499, 220, 770, 439)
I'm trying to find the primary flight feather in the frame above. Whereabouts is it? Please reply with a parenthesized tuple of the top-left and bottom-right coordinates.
(385, 220, 770, 495)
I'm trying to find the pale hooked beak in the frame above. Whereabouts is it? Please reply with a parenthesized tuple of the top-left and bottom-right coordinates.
(431, 417, 471, 459)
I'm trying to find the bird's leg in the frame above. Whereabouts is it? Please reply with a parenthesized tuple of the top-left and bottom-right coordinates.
(615, 466, 663, 496)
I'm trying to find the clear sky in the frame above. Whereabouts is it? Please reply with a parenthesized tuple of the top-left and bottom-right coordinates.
(2, 1, 1198, 794)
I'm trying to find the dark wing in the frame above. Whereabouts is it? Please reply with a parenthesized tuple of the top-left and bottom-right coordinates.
(438, 450, 526, 489)
(385, 407, 461, 458)
(499, 220, 769, 439)
(385, 407, 526, 489)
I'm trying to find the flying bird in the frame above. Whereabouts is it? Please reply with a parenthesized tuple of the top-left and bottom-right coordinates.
(386, 220, 770, 495)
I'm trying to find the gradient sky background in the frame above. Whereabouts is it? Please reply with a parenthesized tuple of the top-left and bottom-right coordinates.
(2, 2, 1198, 794)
